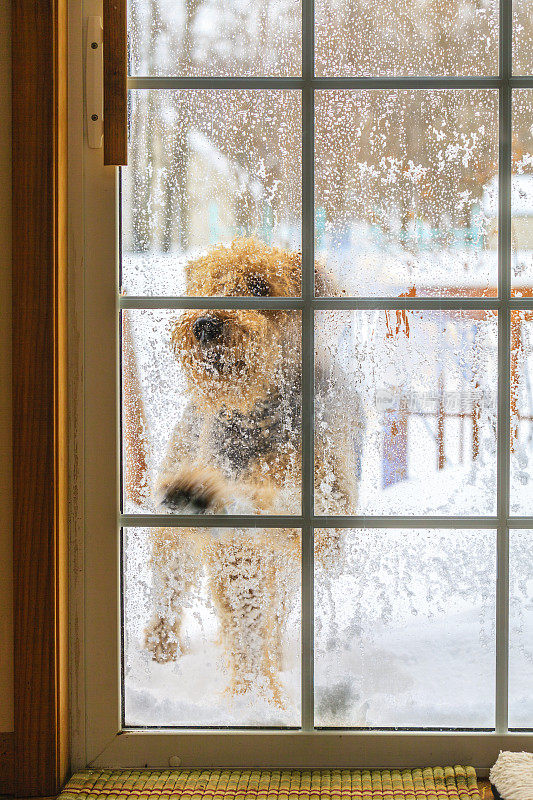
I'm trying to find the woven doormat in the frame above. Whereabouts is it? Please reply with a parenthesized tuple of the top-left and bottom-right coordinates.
(60, 767, 481, 800)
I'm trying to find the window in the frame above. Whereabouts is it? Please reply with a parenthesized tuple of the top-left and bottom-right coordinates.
(79, 0, 533, 766)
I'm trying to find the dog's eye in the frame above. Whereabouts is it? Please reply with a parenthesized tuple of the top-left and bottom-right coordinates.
(246, 274, 271, 296)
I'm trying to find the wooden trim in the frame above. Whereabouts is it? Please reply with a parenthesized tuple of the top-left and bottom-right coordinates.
(103, 0, 128, 165)
(12, 0, 69, 795)
(0, 731, 14, 795)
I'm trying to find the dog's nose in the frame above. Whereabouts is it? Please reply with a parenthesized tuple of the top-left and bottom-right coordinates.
(192, 315, 223, 343)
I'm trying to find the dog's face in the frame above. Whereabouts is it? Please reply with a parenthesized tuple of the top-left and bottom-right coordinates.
(171, 239, 301, 412)
(183, 238, 302, 298)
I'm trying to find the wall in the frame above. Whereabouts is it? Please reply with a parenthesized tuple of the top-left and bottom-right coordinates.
(0, 0, 13, 734)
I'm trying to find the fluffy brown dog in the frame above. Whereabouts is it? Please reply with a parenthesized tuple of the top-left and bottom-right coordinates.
(144, 238, 364, 704)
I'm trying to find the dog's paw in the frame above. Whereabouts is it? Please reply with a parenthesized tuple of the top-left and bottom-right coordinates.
(225, 672, 286, 709)
(144, 616, 179, 663)
(156, 467, 228, 514)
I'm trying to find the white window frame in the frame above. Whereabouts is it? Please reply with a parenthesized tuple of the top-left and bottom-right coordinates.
(69, 0, 533, 772)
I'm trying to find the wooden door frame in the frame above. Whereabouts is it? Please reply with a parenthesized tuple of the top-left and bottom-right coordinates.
(12, 0, 69, 795)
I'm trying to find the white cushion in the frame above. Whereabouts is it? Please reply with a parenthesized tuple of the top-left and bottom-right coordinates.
(489, 751, 533, 800)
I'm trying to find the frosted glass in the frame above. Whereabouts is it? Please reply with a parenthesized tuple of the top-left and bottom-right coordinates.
(315, 528, 496, 728)
(121, 309, 301, 515)
(511, 91, 533, 297)
(315, 310, 498, 516)
(510, 313, 533, 515)
(315, 0, 498, 77)
(123, 527, 301, 726)
(509, 530, 533, 729)
(128, 0, 301, 77)
(122, 90, 301, 296)
(315, 90, 498, 297)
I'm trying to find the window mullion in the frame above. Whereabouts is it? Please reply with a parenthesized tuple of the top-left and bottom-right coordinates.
(301, 0, 315, 732)
(127, 77, 533, 90)
(495, 0, 512, 735)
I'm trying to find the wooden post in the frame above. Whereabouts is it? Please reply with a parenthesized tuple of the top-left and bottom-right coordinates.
(472, 391, 480, 461)
(437, 373, 445, 471)
(510, 313, 522, 452)
(459, 392, 465, 464)
(12, 0, 69, 793)
(122, 311, 150, 506)
(382, 398, 408, 488)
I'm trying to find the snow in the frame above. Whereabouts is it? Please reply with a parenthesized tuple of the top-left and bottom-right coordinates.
(509, 529, 533, 730)
(123, 520, 533, 729)
(318, 309, 498, 516)
(124, 605, 496, 729)
(188, 129, 264, 202)
(326, 248, 498, 297)
(315, 609, 495, 728)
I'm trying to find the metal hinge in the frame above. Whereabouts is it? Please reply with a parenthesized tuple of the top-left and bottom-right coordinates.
(86, 16, 103, 149)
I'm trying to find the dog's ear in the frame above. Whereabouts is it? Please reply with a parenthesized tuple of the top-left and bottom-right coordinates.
(287, 250, 302, 296)
(287, 251, 339, 296)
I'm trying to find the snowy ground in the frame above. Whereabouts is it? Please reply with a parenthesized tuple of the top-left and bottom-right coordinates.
(124, 605, 496, 729)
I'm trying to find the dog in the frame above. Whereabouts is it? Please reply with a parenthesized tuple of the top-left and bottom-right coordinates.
(143, 238, 365, 704)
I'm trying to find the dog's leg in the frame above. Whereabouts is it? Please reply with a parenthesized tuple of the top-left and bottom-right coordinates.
(153, 404, 238, 514)
(144, 527, 200, 663)
(206, 537, 285, 704)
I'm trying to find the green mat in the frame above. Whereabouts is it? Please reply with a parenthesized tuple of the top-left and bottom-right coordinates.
(60, 767, 481, 800)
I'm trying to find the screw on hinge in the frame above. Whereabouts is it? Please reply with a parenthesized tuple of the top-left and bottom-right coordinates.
(91, 41, 99, 49)
(91, 114, 99, 121)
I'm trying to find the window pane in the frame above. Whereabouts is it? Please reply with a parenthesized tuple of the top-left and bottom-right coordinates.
(511, 90, 533, 297)
(122, 310, 302, 515)
(315, 90, 498, 297)
(123, 527, 301, 726)
(511, 311, 533, 514)
(122, 90, 302, 296)
(128, 0, 301, 77)
(315, 0, 498, 77)
(509, 529, 533, 729)
(315, 310, 497, 516)
(513, 0, 533, 76)
(315, 528, 496, 728)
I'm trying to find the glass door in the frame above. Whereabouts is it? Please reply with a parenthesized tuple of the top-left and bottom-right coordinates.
(77, 0, 533, 768)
